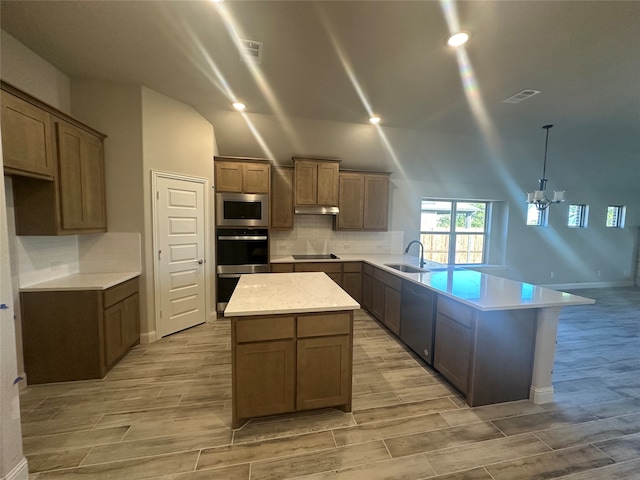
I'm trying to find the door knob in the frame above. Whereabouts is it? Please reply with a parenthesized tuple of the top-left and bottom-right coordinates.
(197, 260, 204, 265)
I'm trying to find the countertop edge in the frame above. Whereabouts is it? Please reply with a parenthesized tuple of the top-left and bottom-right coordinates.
(20, 272, 141, 292)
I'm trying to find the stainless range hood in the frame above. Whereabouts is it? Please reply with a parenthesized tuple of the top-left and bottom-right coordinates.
(294, 205, 339, 215)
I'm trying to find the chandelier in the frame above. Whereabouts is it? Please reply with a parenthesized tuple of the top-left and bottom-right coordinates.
(526, 124, 565, 211)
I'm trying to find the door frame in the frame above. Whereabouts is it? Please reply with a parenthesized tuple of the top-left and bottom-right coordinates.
(151, 170, 214, 337)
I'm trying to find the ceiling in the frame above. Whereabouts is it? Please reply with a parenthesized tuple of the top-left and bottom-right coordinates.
(1, 0, 639, 149)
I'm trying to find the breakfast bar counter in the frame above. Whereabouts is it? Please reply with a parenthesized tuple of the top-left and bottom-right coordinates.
(225, 272, 359, 428)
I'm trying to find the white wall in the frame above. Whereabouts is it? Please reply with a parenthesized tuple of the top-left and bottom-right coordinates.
(207, 109, 639, 287)
(141, 86, 217, 332)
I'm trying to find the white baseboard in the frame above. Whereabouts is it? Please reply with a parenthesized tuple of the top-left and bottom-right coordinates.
(208, 310, 218, 322)
(541, 280, 635, 290)
(3, 457, 28, 480)
(139, 330, 157, 344)
(530, 386, 554, 404)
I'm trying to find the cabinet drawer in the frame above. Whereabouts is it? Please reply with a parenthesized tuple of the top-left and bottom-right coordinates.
(103, 278, 138, 308)
(271, 263, 294, 273)
(363, 263, 374, 276)
(343, 262, 362, 273)
(235, 316, 295, 343)
(437, 296, 474, 328)
(294, 262, 342, 273)
(373, 268, 402, 290)
(297, 313, 351, 337)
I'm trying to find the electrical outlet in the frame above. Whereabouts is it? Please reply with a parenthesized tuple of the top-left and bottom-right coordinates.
(597, 270, 601, 277)
(50, 262, 61, 271)
(550, 271, 554, 278)
(375, 244, 384, 251)
(343, 243, 352, 250)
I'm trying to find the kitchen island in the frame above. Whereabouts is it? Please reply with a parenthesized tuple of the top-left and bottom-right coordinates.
(224, 272, 360, 428)
(271, 254, 595, 406)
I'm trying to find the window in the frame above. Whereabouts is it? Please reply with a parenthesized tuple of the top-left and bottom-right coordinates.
(568, 204, 589, 228)
(606, 205, 626, 228)
(420, 200, 488, 265)
(526, 204, 548, 226)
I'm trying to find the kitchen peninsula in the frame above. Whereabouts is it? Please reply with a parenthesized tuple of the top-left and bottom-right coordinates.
(271, 254, 595, 407)
(225, 272, 360, 428)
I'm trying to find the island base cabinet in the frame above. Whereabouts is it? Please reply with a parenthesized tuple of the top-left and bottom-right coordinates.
(297, 336, 351, 411)
(234, 340, 295, 422)
(433, 295, 537, 406)
(232, 311, 353, 428)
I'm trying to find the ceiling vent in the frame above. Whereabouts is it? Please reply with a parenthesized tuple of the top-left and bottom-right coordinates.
(503, 89, 540, 104)
(239, 39, 263, 65)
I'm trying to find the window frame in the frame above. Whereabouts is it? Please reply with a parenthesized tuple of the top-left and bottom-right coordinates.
(606, 205, 626, 228)
(567, 204, 589, 228)
(419, 199, 489, 265)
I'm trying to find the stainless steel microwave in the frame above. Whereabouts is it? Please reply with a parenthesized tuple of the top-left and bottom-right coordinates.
(216, 192, 269, 227)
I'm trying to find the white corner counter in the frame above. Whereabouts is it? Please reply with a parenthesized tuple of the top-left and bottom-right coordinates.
(20, 272, 141, 291)
(224, 272, 360, 317)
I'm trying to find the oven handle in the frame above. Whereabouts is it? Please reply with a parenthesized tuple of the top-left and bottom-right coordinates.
(218, 273, 243, 279)
(217, 235, 268, 241)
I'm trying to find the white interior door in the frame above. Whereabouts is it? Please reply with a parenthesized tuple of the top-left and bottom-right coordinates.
(155, 175, 206, 337)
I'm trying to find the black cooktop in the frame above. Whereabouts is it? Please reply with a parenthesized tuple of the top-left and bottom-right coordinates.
(292, 253, 340, 260)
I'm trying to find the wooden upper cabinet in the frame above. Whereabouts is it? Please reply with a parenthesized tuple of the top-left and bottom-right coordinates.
(336, 173, 365, 230)
(363, 173, 390, 231)
(1, 90, 55, 179)
(271, 166, 294, 229)
(215, 158, 270, 194)
(293, 158, 339, 207)
(56, 119, 107, 231)
(336, 171, 390, 231)
(5, 83, 108, 236)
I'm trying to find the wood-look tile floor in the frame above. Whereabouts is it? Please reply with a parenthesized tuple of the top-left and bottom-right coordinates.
(20, 286, 640, 479)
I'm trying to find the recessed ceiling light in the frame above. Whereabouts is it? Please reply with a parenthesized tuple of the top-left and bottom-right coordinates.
(447, 32, 469, 47)
(369, 116, 381, 125)
(232, 102, 246, 111)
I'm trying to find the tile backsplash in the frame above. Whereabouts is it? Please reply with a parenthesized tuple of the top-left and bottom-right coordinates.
(16, 232, 141, 287)
(17, 236, 80, 287)
(270, 215, 404, 257)
(79, 232, 141, 273)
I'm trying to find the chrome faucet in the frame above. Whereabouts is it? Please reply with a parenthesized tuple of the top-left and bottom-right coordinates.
(404, 240, 425, 268)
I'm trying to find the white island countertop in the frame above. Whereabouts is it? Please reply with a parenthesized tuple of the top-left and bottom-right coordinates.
(271, 254, 594, 312)
(225, 272, 360, 317)
(20, 272, 140, 292)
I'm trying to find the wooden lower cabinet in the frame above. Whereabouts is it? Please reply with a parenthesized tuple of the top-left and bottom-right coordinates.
(235, 340, 296, 419)
(383, 287, 401, 335)
(433, 295, 537, 406)
(297, 335, 351, 411)
(232, 311, 353, 428)
(20, 277, 140, 385)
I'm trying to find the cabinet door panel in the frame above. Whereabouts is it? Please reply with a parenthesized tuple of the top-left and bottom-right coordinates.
(243, 163, 270, 193)
(57, 121, 85, 229)
(317, 162, 339, 206)
(82, 133, 106, 229)
(104, 302, 125, 370)
(363, 175, 389, 230)
(384, 287, 401, 335)
(294, 160, 317, 205)
(337, 174, 364, 229)
(1, 91, 54, 178)
(215, 162, 243, 192)
(235, 340, 295, 419)
(271, 167, 294, 229)
(122, 294, 140, 350)
(371, 278, 385, 321)
(362, 274, 373, 311)
(297, 336, 350, 410)
(343, 272, 363, 304)
(434, 313, 471, 394)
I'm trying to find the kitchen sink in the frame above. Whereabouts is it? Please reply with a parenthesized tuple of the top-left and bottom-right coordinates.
(384, 263, 429, 274)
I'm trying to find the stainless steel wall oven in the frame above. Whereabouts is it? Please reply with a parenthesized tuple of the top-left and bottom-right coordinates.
(216, 228, 269, 312)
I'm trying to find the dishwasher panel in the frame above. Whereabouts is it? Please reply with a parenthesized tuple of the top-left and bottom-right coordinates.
(400, 281, 437, 365)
